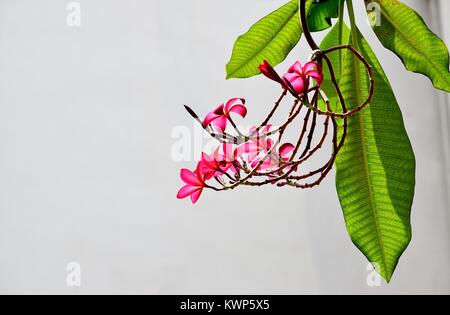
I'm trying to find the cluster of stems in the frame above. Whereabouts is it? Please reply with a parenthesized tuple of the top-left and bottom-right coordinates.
(184, 0, 374, 193)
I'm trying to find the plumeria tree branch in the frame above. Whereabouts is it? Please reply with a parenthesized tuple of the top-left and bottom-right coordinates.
(176, 0, 450, 284)
(177, 0, 373, 204)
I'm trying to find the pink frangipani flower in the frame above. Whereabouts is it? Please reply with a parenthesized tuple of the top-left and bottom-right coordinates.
(201, 152, 223, 180)
(202, 143, 240, 179)
(251, 142, 295, 171)
(203, 98, 247, 132)
(259, 60, 323, 96)
(177, 162, 206, 204)
(236, 126, 274, 163)
(283, 61, 323, 95)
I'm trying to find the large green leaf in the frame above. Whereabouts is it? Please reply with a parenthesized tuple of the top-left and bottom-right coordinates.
(226, 0, 313, 79)
(308, 0, 339, 32)
(365, 0, 450, 92)
(320, 23, 416, 282)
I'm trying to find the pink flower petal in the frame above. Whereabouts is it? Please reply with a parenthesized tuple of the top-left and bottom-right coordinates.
(284, 73, 306, 94)
(225, 98, 245, 113)
(266, 138, 274, 151)
(177, 185, 200, 199)
(223, 143, 235, 162)
(180, 169, 201, 186)
(202, 152, 218, 166)
(195, 161, 205, 182)
(303, 61, 319, 73)
(306, 70, 323, 85)
(229, 104, 247, 119)
(288, 61, 303, 74)
(236, 142, 259, 155)
(248, 151, 259, 162)
(251, 157, 275, 171)
(201, 154, 218, 180)
(212, 116, 228, 132)
(190, 188, 203, 204)
(279, 143, 295, 157)
(250, 159, 260, 169)
(212, 104, 225, 115)
(203, 112, 220, 128)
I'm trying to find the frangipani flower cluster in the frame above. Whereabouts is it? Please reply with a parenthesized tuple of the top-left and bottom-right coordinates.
(178, 51, 373, 204)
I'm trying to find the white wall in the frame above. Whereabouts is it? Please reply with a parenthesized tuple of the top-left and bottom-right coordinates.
(0, 0, 449, 294)
(435, 0, 450, 203)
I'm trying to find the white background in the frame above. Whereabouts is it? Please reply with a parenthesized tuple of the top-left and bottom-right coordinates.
(0, 0, 449, 294)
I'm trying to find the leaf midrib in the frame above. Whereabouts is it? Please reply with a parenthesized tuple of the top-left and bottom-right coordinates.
(348, 32, 389, 278)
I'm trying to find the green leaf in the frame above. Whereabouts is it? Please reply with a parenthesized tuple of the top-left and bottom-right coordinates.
(319, 20, 350, 111)
(320, 23, 416, 282)
(308, 0, 339, 32)
(226, 0, 313, 79)
(365, 0, 450, 92)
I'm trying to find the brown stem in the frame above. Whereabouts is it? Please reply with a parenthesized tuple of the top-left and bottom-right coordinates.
(299, 93, 318, 159)
(299, 0, 319, 51)
(259, 89, 287, 128)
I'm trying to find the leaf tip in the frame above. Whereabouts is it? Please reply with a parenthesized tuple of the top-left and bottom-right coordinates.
(225, 63, 235, 80)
